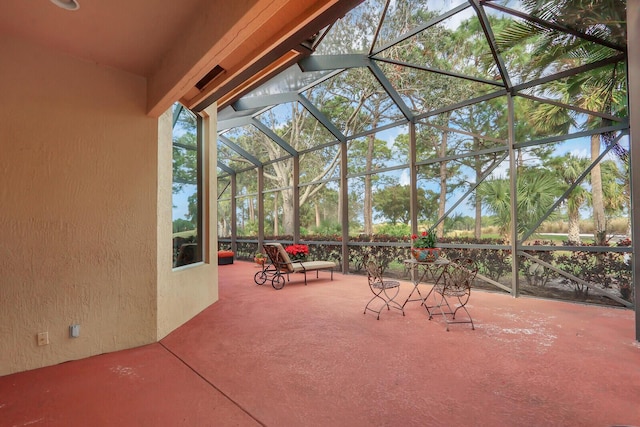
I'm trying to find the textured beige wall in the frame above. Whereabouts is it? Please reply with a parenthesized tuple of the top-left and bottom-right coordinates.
(156, 106, 218, 339)
(0, 36, 159, 376)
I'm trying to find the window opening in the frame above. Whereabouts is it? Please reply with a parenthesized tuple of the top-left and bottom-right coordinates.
(172, 104, 202, 267)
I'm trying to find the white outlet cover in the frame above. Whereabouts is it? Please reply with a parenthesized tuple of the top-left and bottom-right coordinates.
(69, 324, 80, 338)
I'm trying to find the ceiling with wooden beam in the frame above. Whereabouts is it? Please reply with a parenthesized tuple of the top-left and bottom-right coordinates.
(0, 0, 362, 116)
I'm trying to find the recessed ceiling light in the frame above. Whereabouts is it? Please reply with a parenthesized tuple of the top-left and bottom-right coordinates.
(50, 0, 80, 11)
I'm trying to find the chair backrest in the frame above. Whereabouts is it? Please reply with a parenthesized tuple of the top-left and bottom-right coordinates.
(365, 260, 383, 288)
(263, 243, 295, 273)
(441, 258, 478, 295)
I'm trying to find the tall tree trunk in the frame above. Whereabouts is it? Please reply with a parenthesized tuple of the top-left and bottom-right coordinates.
(567, 205, 581, 244)
(363, 133, 376, 235)
(282, 187, 294, 235)
(474, 199, 482, 239)
(315, 203, 321, 228)
(364, 176, 372, 235)
(591, 134, 607, 245)
(338, 184, 342, 233)
(474, 139, 483, 239)
(437, 131, 448, 238)
(273, 192, 279, 236)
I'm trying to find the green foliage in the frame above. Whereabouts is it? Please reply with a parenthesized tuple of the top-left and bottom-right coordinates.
(555, 243, 632, 301)
(172, 218, 194, 233)
(231, 241, 261, 261)
(186, 192, 198, 225)
(373, 184, 437, 224)
(375, 223, 410, 238)
(519, 241, 558, 287)
(439, 239, 512, 283)
(348, 245, 408, 274)
(348, 136, 396, 175)
(172, 143, 196, 192)
(237, 220, 259, 237)
(307, 243, 342, 265)
(373, 185, 411, 224)
(478, 167, 563, 239)
(444, 214, 474, 233)
(309, 220, 342, 236)
(228, 235, 631, 304)
(172, 108, 197, 194)
(411, 229, 437, 248)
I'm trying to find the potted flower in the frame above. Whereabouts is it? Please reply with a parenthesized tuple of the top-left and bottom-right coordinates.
(285, 243, 309, 262)
(254, 252, 267, 266)
(411, 229, 440, 262)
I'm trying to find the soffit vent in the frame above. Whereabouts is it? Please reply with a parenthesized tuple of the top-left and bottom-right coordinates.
(196, 65, 225, 90)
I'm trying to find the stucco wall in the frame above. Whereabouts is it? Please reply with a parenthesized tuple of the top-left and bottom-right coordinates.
(156, 107, 218, 340)
(0, 36, 158, 375)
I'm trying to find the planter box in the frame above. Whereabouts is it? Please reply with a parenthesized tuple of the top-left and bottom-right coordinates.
(218, 250, 234, 265)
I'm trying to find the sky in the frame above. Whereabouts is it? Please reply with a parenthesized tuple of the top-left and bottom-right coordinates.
(173, 186, 195, 221)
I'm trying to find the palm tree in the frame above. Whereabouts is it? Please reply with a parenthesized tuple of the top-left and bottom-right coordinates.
(479, 168, 562, 242)
(599, 159, 628, 232)
(548, 154, 591, 243)
(478, 178, 511, 241)
(494, 0, 627, 245)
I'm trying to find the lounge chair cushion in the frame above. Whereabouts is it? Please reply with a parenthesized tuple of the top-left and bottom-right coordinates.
(291, 260, 337, 272)
(264, 243, 336, 273)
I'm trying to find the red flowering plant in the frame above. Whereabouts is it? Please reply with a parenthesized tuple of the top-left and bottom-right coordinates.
(285, 244, 309, 261)
(411, 229, 437, 248)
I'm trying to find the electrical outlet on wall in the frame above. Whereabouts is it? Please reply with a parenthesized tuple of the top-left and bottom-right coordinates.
(69, 324, 80, 338)
(37, 332, 49, 346)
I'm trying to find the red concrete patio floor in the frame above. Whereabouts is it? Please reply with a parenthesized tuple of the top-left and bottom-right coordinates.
(2, 261, 639, 427)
